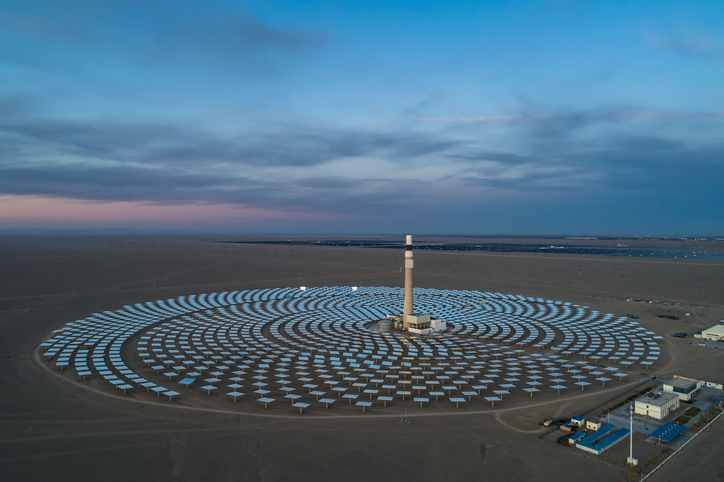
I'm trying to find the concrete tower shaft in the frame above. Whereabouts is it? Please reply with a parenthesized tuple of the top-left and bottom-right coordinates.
(404, 235, 413, 328)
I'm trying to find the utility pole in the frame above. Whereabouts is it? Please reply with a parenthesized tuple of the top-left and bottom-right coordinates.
(627, 404, 638, 466)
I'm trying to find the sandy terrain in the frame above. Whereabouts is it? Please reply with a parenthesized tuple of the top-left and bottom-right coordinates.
(1, 237, 722, 481)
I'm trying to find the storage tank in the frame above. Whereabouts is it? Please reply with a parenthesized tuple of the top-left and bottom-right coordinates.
(378, 319, 393, 333)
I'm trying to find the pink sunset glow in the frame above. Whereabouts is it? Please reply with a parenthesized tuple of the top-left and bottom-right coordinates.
(0, 195, 339, 228)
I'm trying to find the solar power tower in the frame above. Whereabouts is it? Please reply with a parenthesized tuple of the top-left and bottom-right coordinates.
(403, 235, 414, 328)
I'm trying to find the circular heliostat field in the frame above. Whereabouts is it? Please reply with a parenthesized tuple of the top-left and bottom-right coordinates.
(39, 287, 661, 414)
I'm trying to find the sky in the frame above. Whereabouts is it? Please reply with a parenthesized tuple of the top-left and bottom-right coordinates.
(0, 0, 722, 235)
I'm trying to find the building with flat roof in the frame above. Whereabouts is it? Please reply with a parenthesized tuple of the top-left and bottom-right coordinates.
(634, 390, 680, 420)
(384, 313, 445, 334)
(698, 324, 724, 341)
(663, 376, 702, 401)
(570, 416, 585, 427)
(406, 313, 445, 335)
(586, 420, 602, 431)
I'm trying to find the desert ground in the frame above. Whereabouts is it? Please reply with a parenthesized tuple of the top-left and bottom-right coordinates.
(1, 236, 722, 481)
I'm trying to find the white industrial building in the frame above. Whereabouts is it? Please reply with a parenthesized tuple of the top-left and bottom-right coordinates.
(697, 324, 724, 341)
(663, 376, 702, 401)
(634, 390, 680, 420)
(406, 313, 445, 335)
(570, 416, 585, 427)
(586, 420, 602, 431)
(386, 313, 445, 335)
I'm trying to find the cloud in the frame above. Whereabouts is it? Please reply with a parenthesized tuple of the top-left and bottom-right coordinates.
(0, 99, 722, 231)
(0, 118, 463, 168)
(0, 0, 328, 72)
(0, 114, 469, 210)
(449, 151, 528, 165)
(646, 31, 724, 61)
(421, 111, 724, 124)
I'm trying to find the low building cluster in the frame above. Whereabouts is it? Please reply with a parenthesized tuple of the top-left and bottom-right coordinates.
(383, 313, 445, 334)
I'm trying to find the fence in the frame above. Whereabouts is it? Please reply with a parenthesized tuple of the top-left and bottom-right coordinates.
(641, 409, 723, 481)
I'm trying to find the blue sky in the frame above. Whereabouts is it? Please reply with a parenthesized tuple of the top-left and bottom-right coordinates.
(0, 0, 722, 234)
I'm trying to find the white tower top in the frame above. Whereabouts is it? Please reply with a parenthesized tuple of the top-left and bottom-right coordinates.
(406, 235, 412, 245)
